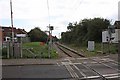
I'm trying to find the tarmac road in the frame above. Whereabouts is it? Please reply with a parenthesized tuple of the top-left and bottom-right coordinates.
(2, 65, 71, 79)
(2, 56, 120, 80)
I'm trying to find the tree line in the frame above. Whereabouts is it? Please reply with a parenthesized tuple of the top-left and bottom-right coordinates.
(61, 18, 111, 46)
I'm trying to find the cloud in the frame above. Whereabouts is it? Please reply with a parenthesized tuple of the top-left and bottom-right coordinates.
(0, 0, 119, 37)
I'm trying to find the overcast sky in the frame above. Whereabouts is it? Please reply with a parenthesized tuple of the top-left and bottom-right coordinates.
(0, 0, 119, 38)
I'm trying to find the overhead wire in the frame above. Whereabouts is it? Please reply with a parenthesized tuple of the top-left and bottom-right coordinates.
(62, 0, 84, 24)
(69, 0, 84, 22)
(46, 0, 84, 32)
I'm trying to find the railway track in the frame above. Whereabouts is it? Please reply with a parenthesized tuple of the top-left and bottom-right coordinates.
(55, 42, 85, 58)
(61, 57, 120, 80)
(54, 42, 119, 79)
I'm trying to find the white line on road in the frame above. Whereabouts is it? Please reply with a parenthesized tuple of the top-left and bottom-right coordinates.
(63, 62, 79, 79)
(72, 64, 87, 78)
(85, 73, 120, 79)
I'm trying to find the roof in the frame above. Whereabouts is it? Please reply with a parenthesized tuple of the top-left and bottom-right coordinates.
(114, 21, 120, 29)
(0, 26, 27, 34)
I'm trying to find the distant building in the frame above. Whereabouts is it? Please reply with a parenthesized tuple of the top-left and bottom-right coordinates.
(0, 26, 27, 42)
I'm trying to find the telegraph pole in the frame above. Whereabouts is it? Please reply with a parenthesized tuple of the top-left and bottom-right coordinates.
(47, 0, 51, 58)
(10, 0, 14, 41)
(10, 0, 14, 57)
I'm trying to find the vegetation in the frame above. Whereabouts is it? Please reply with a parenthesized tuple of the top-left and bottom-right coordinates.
(61, 17, 118, 56)
(2, 42, 58, 59)
(23, 42, 58, 58)
(61, 18, 110, 46)
(28, 27, 48, 42)
(66, 43, 118, 57)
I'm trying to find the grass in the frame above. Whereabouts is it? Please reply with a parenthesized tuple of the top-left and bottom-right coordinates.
(66, 42, 118, 57)
(2, 42, 58, 59)
(23, 42, 58, 59)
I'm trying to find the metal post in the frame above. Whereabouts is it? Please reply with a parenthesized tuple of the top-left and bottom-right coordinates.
(118, 40, 120, 80)
(50, 28, 52, 47)
(10, 0, 14, 41)
(118, 40, 120, 53)
(101, 43, 103, 54)
(0, 28, 2, 59)
(48, 24, 51, 58)
(20, 37, 23, 58)
(10, 0, 14, 57)
(7, 41, 10, 58)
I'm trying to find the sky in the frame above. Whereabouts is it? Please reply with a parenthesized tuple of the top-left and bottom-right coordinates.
(0, 0, 119, 38)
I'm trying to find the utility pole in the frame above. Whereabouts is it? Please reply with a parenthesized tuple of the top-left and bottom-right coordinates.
(47, 0, 54, 58)
(10, 0, 14, 57)
(48, 24, 54, 58)
(10, 0, 14, 42)
(0, 28, 1, 80)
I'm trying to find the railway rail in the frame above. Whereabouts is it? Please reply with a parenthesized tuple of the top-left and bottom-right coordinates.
(61, 57, 120, 80)
(54, 42, 119, 79)
(55, 42, 85, 58)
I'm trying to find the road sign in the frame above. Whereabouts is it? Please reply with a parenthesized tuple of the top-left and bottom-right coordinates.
(16, 34, 26, 37)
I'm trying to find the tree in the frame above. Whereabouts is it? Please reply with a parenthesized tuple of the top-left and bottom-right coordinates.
(28, 27, 48, 42)
(61, 18, 110, 46)
(86, 18, 110, 42)
(67, 23, 73, 31)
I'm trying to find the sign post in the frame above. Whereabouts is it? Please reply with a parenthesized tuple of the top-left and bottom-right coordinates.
(48, 25, 54, 58)
(16, 34, 26, 58)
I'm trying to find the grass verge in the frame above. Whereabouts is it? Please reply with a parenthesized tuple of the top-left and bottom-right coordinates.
(23, 42, 58, 59)
(66, 43, 118, 57)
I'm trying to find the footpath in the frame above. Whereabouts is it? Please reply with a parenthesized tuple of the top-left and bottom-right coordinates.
(1, 59, 58, 66)
(1, 54, 118, 66)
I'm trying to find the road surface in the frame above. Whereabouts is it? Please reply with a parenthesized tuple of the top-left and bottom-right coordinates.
(2, 56, 120, 80)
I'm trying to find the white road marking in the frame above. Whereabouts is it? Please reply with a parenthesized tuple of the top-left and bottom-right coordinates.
(106, 75, 119, 79)
(62, 57, 119, 79)
(76, 58, 88, 60)
(92, 59, 120, 71)
(62, 62, 79, 78)
(57, 63, 60, 66)
(86, 73, 120, 79)
(103, 73, 120, 76)
(72, 64, 87, 77)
